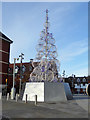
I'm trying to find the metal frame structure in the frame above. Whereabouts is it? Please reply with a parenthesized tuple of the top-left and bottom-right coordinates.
(30, 9, 60, 82)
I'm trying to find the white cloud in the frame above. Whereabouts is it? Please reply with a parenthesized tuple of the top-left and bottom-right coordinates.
(58, 38, 88, 62)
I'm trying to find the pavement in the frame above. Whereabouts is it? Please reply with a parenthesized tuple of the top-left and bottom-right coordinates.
(1, 94, 89, 119)
(73, 94, 89, 111)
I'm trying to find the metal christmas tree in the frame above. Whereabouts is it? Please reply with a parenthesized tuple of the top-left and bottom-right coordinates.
(30, 9, 60, 82)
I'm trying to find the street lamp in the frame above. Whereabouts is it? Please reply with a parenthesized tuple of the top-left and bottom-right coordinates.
(62, 70, 65, 82)
(71, 74, 74, 94)
(19, 53, 24, 94)
(11, 58, 19, 99)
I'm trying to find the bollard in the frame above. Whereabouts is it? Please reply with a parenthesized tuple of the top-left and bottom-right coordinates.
(0, 93, 1, 100)
(25, 94, 27, 103)
(7, 93, 9, 101)
(16, 94, 18, 102)
(35, 95, 37, 106)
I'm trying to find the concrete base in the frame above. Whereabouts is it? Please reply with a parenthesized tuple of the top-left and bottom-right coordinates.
(22, 82, 73, 102)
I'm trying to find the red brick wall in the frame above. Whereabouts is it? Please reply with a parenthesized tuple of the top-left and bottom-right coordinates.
(0, 39, 2, 50)
(2, 74, 8, 84)
(8, 75, 13, 91)
(0, 62, 2, 73)
(2, 63, 8, 74)
(0, 51, 9, 64)
(0, 51, 2, 62)
(8, 63, 33, 90)
(2, 40, 10, 53)
(0, 74, 2, 84)
(0, 38, 2, 84)
(0, 38, 10, 85)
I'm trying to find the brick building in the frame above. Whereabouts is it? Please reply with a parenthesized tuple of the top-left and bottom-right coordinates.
(8, 62, 34, 92)
(8, 61, 88, 94)
(0, 32, 13, 85)
(65, 76, 88, 94)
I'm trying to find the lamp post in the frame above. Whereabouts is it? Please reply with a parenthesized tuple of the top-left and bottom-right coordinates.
(71, 74, 74, 94)
(11, 58, 19, 99)
(19, 53, 24, 94)
(62, 70, 65, 82)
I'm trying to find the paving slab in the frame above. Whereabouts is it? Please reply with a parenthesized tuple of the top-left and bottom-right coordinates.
(2, 94, 89, 118)
(73, 94, 89, 111)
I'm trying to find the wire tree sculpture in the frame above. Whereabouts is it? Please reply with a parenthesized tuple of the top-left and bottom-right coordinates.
(30, 9, 60, 82)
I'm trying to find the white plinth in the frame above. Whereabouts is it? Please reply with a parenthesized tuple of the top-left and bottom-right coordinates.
(22, 82, 73, 102)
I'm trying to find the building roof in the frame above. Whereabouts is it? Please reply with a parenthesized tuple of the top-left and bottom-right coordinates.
(0, 31, 13, 43)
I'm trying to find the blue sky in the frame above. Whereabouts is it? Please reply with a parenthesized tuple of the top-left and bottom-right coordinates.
(2, 2, 88, 77)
